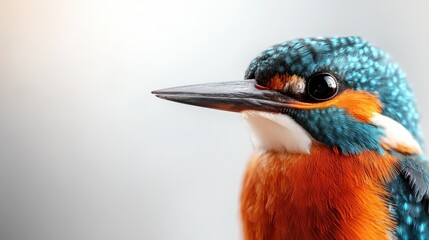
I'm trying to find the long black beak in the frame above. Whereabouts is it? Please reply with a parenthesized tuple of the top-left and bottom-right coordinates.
(152, 80, 297, 113)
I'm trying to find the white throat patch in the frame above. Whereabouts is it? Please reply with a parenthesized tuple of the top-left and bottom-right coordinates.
(242, 111, 312, 153)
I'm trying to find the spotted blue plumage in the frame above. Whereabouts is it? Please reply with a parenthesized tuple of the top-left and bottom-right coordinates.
(245, 36, 429, 239)
(283, 107, 385, 155)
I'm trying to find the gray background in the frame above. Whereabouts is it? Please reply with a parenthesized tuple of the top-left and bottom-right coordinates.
(0, 0, 428, 239)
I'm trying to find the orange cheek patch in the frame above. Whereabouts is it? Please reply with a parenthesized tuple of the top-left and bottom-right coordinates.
(267, 75, 287, 90)
(267, 74, 305, 92)
(290, 89, 383, 122)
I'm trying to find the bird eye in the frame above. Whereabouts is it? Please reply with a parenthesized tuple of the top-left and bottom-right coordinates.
(306, 73, 339, 101)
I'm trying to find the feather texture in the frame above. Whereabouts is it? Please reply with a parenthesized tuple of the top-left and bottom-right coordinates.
(389, 155, 429, 239)
(241, 144, 397, 240)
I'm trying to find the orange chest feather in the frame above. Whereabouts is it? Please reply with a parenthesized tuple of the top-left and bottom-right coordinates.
(240, 145, 397, 240)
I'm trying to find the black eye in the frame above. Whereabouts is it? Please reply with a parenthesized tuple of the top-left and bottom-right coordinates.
(306, 73, 339, 101)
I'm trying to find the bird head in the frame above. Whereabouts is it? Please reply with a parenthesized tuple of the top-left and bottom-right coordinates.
(153, 37, 423, 156)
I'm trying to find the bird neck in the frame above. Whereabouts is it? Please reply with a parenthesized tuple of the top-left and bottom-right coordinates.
(240, 143, 397, 240)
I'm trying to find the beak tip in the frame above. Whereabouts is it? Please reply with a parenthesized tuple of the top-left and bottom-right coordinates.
(152, 94, 164, 100)
(152, 91, 172, 101)
(152, 89, 168, 99)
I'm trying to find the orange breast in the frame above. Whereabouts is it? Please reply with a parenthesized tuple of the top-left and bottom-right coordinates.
(240, 143, 397, 240)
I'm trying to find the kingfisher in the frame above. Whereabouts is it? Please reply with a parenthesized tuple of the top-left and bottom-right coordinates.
(152, 37, 429, 240)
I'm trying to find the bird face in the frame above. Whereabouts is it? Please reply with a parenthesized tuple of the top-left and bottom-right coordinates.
(153, 37, 423, 155)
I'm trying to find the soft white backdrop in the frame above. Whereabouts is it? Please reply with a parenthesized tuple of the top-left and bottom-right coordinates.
(0, 0, 428, 239)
